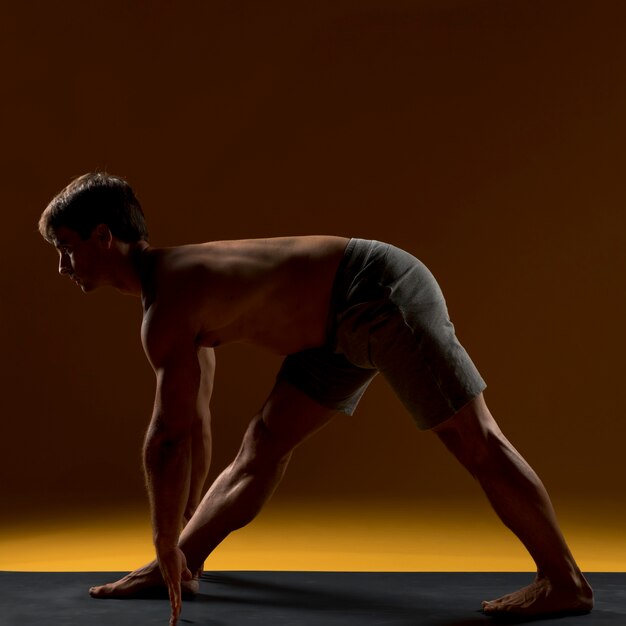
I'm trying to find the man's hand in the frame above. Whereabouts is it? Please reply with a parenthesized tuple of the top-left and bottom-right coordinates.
(157, 546, 193, 626)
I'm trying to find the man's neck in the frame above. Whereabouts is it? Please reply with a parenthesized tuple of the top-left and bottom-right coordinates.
(111, 240, 151, 297)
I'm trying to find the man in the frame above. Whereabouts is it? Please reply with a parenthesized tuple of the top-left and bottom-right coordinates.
(39, 172, 593, 626)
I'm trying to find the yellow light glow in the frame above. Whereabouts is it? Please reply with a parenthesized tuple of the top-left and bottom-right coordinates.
(1, 500, 623, 572)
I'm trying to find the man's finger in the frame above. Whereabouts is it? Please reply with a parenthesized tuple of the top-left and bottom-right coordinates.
(168, 582, 181, 626)
(165, 572, 182, 626)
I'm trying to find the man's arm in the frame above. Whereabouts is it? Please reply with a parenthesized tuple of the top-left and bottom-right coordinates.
(141, 313, 206, 625)
(185, 347, 215, 527)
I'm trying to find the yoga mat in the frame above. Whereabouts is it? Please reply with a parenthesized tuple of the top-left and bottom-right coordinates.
(0, 571, 622, 625)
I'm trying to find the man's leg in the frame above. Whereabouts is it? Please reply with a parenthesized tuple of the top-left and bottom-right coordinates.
(178, 381, 337, 572)
(432, 392, 593, 616)
(90, 380, 336, 598)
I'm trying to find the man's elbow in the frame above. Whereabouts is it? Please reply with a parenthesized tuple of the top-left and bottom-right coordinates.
(144, 421, 193, 452)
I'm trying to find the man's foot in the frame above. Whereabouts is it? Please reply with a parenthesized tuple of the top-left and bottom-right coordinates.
(482, 572, 594, 618)
(89, 561, 200, 599)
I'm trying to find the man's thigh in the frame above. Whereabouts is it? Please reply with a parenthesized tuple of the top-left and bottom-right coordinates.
(277, 347, 377, 416)
(260, 379, 339, 452)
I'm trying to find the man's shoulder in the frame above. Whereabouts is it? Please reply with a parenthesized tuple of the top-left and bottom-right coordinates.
(140, 291, 201, 368)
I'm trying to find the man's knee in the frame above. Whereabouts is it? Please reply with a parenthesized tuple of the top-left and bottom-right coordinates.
(432, 394, 508, 474)
(238, 414, 294, 473)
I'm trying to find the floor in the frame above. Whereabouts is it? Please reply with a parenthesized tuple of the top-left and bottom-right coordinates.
(1, 570, 623, 625)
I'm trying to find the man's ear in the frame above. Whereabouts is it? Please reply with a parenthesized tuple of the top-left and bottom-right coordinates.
(93, 223, 113, 248)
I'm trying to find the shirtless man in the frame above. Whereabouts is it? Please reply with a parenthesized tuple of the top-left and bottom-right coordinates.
(39, 172, 593, 626)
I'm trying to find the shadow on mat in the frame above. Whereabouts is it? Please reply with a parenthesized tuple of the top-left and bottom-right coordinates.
(196, 572, 491, 626)
(195, 572, 605, 625)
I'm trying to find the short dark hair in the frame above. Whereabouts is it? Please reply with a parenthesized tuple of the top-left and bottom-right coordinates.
(39, 172, 149, 243)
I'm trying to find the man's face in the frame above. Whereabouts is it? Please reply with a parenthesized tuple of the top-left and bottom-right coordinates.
(52, 226, 107, 292)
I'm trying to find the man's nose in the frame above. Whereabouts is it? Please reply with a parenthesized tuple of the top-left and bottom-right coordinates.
(58, 256, 71, 275)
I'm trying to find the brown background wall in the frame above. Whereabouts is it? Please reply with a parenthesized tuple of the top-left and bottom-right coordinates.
(1, 0, 625, 524)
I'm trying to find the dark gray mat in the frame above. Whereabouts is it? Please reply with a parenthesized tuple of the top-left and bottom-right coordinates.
(0, 571, 623, 625)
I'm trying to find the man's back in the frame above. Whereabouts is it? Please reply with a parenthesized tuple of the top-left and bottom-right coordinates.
(141, 235, 350, 355)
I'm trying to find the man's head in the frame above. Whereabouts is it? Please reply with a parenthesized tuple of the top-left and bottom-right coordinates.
(39, 172, 148, 244)
(40, 173, 149, 293)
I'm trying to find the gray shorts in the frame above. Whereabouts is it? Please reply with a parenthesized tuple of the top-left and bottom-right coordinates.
(277, 239, 486, 429)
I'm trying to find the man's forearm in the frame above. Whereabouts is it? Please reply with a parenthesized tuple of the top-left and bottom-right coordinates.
(184, 413, 212, 524)
(143, 433, 193, 550)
